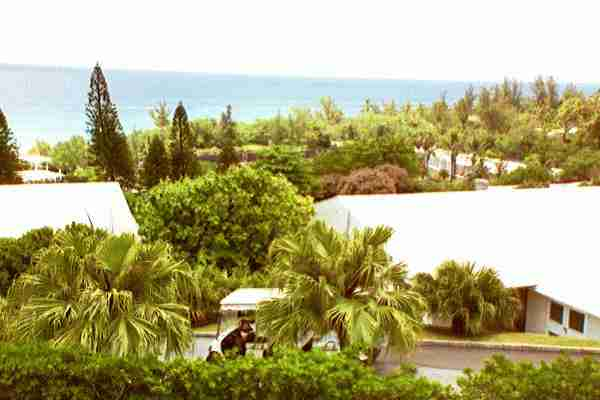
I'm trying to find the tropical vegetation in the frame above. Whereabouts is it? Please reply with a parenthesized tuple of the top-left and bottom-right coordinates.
(259, 221, 425, 361)
(413, 260, 521, 337)
(0, 106, 20, 184)
(130, 166, 313, 269)
(6, 230, 199, 356)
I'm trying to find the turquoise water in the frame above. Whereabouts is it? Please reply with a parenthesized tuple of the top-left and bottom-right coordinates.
(1, 64, 599, 149)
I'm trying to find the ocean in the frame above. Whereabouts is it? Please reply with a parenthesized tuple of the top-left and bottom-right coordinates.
(1, 64, 599, 150)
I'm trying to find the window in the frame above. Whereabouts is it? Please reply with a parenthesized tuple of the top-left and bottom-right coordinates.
(569, 310, 585, 333)
(550, 302, 563, 324)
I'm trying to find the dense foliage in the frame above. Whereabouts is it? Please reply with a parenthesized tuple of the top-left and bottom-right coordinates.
(254, 145, 317, 195)
(0, 343, 450, 400)
(2, 343, 600, 400)
(170, 102, 197, 180)
(0, 227, 54, 295)
(131, 166, 313, 269)
(260, 221, 425, 361)
(0, 107, 20, 184)
(7, 232, 196, 356)
(457, 354, 600, 400)
(413, 261, 520, 336)
(86, 63, 134, 185)
(141, 133, 170, 187)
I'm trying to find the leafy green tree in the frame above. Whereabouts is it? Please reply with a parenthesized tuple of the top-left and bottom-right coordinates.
(259, 221, 425, 361)
(169, 102, 197, 180)
(149, 101, 171, 137)
(50, 136, 89, 173)
(10, 232, 194, 356)
(254, 146, 316, 195)
(85, 64, 134, 185)
(319, 96, 344, 124)
(0, 107, 20, 184)
(27, 140, 52, 157)
(141, 135, 170, 188)
(413, 260, 520, 336)
(130, 166, 313, 270)
(216, 105, 240, 172)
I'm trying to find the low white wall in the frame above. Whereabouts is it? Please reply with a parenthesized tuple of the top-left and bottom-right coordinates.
(525, 290, 548, 334)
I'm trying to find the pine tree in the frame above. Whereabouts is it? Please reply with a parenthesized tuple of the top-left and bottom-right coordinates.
(0, 107, 20, 184)
(169, 102, 196, 180)
(141, 135, 170, 188)
(86, 63, 134, 185)
(216, 105, 240, 172)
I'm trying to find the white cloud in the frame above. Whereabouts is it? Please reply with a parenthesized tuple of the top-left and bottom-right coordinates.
(1, 0, 599, 82)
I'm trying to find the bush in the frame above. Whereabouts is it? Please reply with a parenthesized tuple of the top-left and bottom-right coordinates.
(375, 164, 414, 193)
(254, 146, 317, 195)
(313, 174, 343, 200)
(458, 354, 600, 400)
(413, 178, 474, 193)
(338, 168, 397, 195)
(560, 149, 600, 182)
(493, 155, 552, 187)
(131, 166, 314, 269)
(0, 343, 450, 400)
(0, 227, 54, 295)
(313, 135, 419, 176)
(0, 224, 107, 296)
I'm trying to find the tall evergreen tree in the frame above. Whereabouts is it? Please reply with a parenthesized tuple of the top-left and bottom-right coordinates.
(141, 135, 170, 188)
(169, 102, 196, 180)
(216, 105, 240, 172)
(0, 107, 20, 184)
(86, 63, 134, 184)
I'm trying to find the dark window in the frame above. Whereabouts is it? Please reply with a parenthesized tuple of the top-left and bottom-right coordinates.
(550, 302, 563, 324)
(569, 310, 585, 333)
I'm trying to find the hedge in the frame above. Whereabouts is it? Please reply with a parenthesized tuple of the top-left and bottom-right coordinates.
(1, 343, 600, 399)
(0, 343, 450, 400)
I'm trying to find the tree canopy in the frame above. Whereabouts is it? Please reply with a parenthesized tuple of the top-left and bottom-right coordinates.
(0, 107, 20, 184)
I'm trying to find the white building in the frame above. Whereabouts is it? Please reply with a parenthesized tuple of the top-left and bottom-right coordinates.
(18, 154, 64, 183)
(315, 185, 600, 340)
(0, 182, 138, 238)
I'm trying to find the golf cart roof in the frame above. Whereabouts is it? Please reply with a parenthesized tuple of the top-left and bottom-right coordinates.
(220, 288, 283, 311)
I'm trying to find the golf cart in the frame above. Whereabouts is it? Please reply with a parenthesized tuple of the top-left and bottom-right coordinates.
(206, 288, 342, 361)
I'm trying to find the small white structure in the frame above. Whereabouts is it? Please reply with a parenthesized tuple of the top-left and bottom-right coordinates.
(426, 149, 525, 177)
(18, 154, 64, 183)
(220, 288, 283, 312)
(315, 185, 600, 340)
(0, 182, 138, 237)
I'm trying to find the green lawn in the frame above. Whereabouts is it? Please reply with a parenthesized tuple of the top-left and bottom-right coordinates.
(193, 323, 218, 335)
(421, 326, 600, 349)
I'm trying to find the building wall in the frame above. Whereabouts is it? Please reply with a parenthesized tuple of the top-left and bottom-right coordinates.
(525, 290, 548, 333)
(526, 289, 600, 340)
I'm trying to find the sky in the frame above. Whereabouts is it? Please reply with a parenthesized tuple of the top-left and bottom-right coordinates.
(1, 0, 600, 83)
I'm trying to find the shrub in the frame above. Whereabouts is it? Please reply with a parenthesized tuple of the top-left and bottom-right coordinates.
(413, 178, 474, 193)
(313, 174, 343, 200)
(338, 168, 397, 195)
(313, 135, 419, 176)
(0, 343, 451, 400)
(494, 155, 552, 187)
(458, 354, 600, 400)
(375, 164, 414, 192)
(254, 146, 317, 195)
(0, 227, 54, 295)
(560, 149, 600, 182)
(131, 166, 314, 269)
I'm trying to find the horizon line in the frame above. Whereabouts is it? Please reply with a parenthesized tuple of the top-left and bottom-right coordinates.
(2, 61, 600, 86)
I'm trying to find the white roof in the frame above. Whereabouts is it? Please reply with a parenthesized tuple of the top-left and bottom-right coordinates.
(0, 182, 138, 238)
(315, 185, 600, 318)
(220, 288, 283, 311)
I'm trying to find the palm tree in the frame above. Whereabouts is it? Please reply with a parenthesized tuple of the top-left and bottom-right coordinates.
(10, 232, 194, 356)
(413, 260, 520, 337)
(258, 221, 425, 360)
